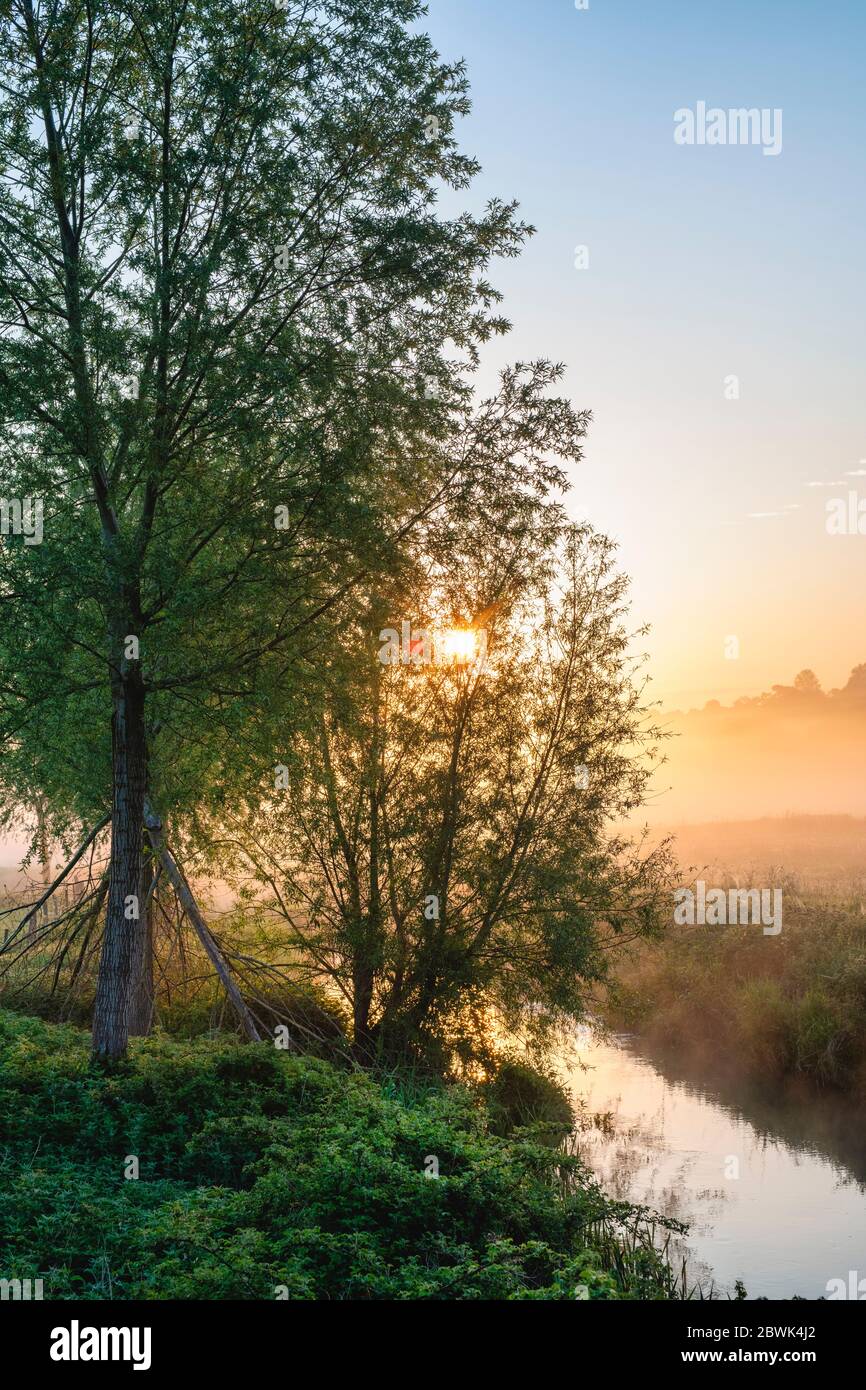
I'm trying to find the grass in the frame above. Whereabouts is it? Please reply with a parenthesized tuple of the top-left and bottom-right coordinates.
(608, 876, 866, 1092)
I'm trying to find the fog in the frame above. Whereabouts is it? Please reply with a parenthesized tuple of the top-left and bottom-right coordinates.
(644, 664, 866, 826)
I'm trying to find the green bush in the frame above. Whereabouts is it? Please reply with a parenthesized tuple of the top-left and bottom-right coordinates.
(484, 1057, 575, 1143)
(0, 1009, 679, 1300)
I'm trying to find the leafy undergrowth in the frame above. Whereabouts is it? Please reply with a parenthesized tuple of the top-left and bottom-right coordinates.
(0, 1009, 681, 1300)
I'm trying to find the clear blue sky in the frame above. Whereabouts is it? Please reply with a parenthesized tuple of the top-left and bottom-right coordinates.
(423, 0, 866, 707)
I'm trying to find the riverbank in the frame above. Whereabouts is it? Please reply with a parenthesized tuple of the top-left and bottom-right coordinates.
(608, 879, 866, 1094)
(0, 1009, 681, 1301)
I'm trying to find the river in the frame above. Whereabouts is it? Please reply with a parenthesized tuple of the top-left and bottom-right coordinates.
(563, 1027, 866, 1299)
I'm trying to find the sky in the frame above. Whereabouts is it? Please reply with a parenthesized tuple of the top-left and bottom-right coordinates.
(4, 2, 864, 867)
(422, 0, 866, 710)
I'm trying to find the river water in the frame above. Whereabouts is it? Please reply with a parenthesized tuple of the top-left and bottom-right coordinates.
(563, 1027, 866, 1299)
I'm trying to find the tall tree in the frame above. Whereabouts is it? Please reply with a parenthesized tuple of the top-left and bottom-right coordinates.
(0, 0, 528, 1056)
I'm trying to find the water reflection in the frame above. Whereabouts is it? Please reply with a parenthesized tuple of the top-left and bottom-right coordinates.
(562, 1030, 866, 1299)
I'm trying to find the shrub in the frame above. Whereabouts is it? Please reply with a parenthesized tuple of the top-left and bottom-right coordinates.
(484, 1057, 575, 1143)
(0, 1009, 679, 1300)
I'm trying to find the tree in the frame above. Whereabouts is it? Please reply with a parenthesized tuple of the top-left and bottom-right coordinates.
(839, 664, 866, 701)
(0, 0, 530, 1056)
(218, 521, 673, 1068)
(793, 670, 821, 694)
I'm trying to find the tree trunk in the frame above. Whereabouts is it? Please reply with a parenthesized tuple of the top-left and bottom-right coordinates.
(143, 800, 262, 1042)
(28, 798, 52, 939)
(128, 838, 154, 1037)
(92, 669, 148, 1059)
(352, 965, 375, 1061)
(352, 662, 381, 1063)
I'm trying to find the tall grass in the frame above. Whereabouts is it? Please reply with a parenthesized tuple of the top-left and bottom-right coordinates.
(609, 875, 866, 1091)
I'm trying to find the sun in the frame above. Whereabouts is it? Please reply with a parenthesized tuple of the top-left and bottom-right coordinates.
(438, 628, 479, 665)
